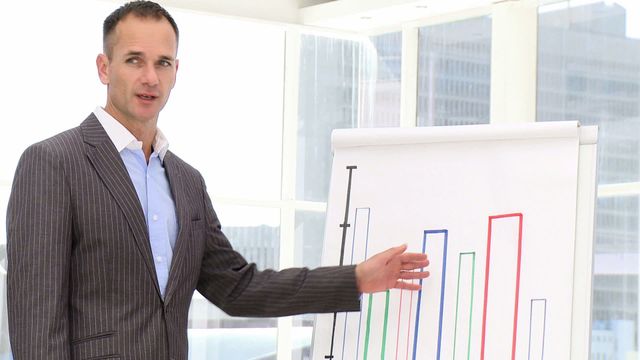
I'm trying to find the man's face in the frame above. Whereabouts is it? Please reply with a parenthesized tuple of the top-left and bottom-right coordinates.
(97, 15, 178, 126)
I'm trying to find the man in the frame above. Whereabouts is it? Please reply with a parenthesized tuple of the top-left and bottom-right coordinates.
(6, 1, 429, 359)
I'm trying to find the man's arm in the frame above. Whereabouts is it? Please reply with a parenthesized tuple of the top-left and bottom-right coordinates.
(194, 175, 360, 317)
(195, 176, 429, 317)
(7, 143, 72, 359)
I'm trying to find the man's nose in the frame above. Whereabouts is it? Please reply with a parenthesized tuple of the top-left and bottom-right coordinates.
(141, 64, 159, 86)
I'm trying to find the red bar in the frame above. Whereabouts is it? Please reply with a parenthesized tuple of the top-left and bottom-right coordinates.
(480, 213, 523, 360)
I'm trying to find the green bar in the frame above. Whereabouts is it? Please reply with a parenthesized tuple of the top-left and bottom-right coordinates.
(380, 290, 391, 359)
(467, 253, 476, 360)
(363, 294, 374, 360)
(452, 252, 476, 360)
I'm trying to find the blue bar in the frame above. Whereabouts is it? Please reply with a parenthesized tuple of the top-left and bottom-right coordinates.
(412, 229, 448, 360)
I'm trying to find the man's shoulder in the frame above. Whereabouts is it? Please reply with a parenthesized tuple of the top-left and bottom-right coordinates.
(21, 114, 98, 161)
(26, 125, 83, 156)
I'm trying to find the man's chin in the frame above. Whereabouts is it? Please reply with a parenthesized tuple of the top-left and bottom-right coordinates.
(132, 109, 160, 124)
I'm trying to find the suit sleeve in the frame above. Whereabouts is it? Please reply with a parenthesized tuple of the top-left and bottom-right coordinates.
(7, 143, 72, 359)
(195, 176, 361, 317)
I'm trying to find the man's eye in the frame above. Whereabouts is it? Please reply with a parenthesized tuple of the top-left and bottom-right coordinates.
(126, 58, 140, 64)
(159, 60, 171, 67)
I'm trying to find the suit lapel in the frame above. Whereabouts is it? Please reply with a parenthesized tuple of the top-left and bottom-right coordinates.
(80, 114, 162, 298)
(162, 152, 191, 305)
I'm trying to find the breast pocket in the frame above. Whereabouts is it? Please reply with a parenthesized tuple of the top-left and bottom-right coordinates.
(190, 219, 207, 263)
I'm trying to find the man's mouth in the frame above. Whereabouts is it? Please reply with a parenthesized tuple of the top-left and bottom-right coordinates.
(137, 94, 158, 100)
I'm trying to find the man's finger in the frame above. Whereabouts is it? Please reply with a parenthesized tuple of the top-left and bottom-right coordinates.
(398, 252, 428, 262)
(399, 271, 430, 280)
(394, 280, 422, 291)
(401, 259, 429, 270)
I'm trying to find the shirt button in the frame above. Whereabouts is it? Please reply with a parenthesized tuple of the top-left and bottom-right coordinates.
(152, 214, 159, 221)
(156, 256, 163, 262)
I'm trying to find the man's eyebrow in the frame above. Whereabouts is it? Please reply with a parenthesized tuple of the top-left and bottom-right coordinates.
(124, 51, 144, 57)
(122, 51, 174, 62)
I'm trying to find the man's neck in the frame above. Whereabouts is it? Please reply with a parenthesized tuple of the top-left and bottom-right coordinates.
(123, 122, 155, 163)
(104, 107, 157, 162)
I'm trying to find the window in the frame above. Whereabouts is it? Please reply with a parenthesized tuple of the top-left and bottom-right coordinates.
(297, 34, 361, 203)
(537, 2, 640, 358)
(292, 30, 400, 358)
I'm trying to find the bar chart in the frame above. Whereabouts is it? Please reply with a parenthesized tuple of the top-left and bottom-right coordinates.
(320, 209, 554, 360)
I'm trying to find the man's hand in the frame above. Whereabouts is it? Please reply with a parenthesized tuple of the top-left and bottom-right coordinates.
(355, 244, 430, 293)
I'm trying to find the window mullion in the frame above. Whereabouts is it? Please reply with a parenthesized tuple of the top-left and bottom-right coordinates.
(400, 26, 419, 128)
(490, 1, 538, 124)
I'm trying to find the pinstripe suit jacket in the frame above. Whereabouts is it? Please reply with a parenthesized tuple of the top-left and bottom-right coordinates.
(7, 114, 360, 360)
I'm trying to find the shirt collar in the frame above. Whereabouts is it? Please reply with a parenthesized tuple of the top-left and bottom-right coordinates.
(93, 106, 169, 161)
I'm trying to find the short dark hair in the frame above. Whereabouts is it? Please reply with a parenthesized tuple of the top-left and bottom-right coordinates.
(103, 1, 179, 57)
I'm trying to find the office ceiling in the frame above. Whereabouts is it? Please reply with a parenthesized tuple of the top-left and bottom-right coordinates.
(152, 0, 500, 30)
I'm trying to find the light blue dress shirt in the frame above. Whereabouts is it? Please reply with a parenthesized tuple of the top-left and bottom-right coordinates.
(94, 106, 178, 299)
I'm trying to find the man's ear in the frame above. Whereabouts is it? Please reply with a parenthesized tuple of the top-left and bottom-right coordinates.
(96, 53, 110, 85)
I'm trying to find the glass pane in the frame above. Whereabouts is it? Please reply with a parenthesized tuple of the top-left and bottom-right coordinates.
(592, 196, 639, 359)
(189, 205, 280, 359)
(417, 16, 492, 126)
(360, 32, 402, 128)
(538, 3, 640, 358)
(595, 196, 639, 255)
(297, 35, 360, 202)
(292, 210, 326, 359)
(221, 206, 281, 270)
(293, 210, 326, 269)
(538, 2, 640, 185)
(162, 12, 284, 201)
